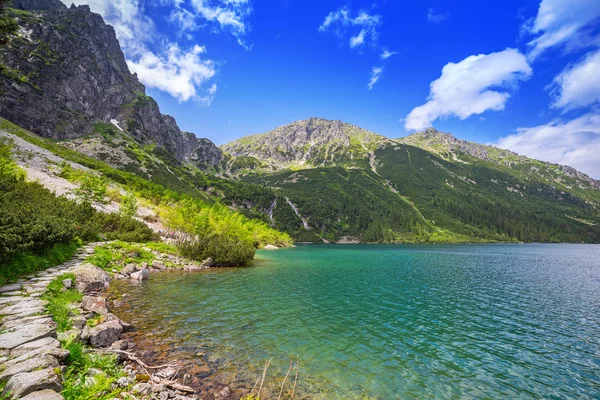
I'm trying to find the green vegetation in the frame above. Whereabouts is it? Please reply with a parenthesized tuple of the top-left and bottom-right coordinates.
(42, 273, 82, 331)
(0, 0, 18, 46)
(0, 138, 157, 282)
(42, 275, 128, 400)
(119, 192, 138, 218)
(166, 201, 291, 266)
(87, 241, 176, 272)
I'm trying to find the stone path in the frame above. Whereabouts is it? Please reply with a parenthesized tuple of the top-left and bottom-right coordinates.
(0, 244, 100, 399)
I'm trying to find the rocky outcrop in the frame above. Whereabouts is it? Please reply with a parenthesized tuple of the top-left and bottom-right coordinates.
(0, 0, 222, 168)
(222, 117, 386, 167)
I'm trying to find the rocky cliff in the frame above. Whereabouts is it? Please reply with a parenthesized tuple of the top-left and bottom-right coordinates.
(0, 0, 222, 167)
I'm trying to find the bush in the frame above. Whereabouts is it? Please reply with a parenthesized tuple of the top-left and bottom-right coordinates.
(95, 213, 157, 242)
(119, 192, 138, 218)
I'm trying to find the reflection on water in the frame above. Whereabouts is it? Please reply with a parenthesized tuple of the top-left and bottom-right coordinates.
(112, 244, 600, 399)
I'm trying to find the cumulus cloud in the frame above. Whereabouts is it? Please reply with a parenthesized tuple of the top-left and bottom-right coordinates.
(380, 49, 397, 60)
(318, 7, 382, 49)
(427, 8, 448, 23)
(368, 66, 383, 90)
(494, 112, 600, 178)
(61, 0, 223, 104)
(550, 48, 600, 110)
(127, 44, 217, 104)
(525, 0, 600, 60)
(404, 48, 532, 131)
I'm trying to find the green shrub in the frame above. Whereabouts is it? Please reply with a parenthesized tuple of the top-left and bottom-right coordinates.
(119, 192, 138, 218)
(75, 173, 108, 204)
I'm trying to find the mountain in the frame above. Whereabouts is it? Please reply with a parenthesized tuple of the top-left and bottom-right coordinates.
(223, 119, 600, 243)
(0, 0, 222, 170)
(1, 1, 598, 244)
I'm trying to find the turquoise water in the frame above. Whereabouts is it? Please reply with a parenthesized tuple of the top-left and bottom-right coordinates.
(114, 244, 600, 399)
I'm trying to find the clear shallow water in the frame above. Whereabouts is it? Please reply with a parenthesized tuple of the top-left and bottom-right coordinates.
(113, 244, 600, 399)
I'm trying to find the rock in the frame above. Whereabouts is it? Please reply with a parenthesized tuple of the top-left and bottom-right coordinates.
(81, 320, 122, 347)
(2, 368, 62, 398)
(3, 346, 70, 366)
(129, 267, 149, 281)
(263, 244, 279, 250)
(200, 257, 214, 267)
(19, 389, 65, 400)
(121, 264, 138, 275)
(110, 339, 129, 351)
(81, 295, 109, 315)
(117, 376, 133, 388)
(131, 383, 152, 395)
(106, 313, 133, 332)
(0, 284, 21, 293)
(0, 300, 48, 315)
(217, 386, 231, 399)
(155, 367, 177, 380)
(152, 260, 165, 269)
(0, 354, 59, 380)
(10, 337, 60, 357)
(62, 279, 72, 289)
(57, 328, 81, 342)
(1, 316, 53, 330)
(73, 263, 110, 293)
(71, 315, 87, 330)
(0, 323, 56, 350)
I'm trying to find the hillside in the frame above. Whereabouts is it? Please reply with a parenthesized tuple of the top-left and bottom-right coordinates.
(224, 119, 600, 243)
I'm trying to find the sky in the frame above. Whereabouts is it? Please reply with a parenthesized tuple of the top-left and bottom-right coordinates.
(60, 0, 600, 178)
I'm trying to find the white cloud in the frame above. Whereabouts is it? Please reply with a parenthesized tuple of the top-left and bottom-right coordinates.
(550, 48, 600, 110)
(494, 112, 600, 178)
(127, 44, 217, 104)
(188, 0, 251, 38)
(368, 66, 383, 90)
(526, 0, 600, 60)
(318, 7, 382, 49)
(61, 0, 221, 104)
(380, 49, 397, 60)
(169, 7, 200, 36)
(427, 8, 448, 23)
(404, 48, 532, 131)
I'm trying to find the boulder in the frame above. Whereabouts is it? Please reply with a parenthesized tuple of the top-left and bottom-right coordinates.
(155, 367, 177, 380)
(117, 376, 133, 388)
(10, 337, 60, 357)
(121, 263, 138, 275)
(131, 383, 152, 395)
(130, 267, 149, 281)
(62, 279, 72, 289)
(73, 263, 110, 293)
(20, 389, 65, 400)
(263, 244, 279, 250)
(81, 320, 122, 347)
(0, 284, 21, 293)
(152, 260, 165, 269)
(2, 368, 62, 398)
(0, 323, 56, 350)
(106, 313, 133, 332)
(200, 257, 214, 267)
(1, 316, 53, 330)
(81, 295, 109, 315)
(0, 354, 59, 380)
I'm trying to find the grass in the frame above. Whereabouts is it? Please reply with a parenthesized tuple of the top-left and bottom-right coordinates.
(87, 241, 178, 272)
(0, 241, 80, 286)
(42, 273, 82, 332)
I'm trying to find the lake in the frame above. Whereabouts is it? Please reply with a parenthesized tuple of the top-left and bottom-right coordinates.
(112, 244, 600, 399)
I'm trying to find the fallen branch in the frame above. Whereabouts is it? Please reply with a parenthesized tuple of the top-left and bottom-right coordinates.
(257, 357, 273, 398)
(291, 355, 299, 399)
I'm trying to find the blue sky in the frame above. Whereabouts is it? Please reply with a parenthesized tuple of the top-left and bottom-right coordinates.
(63, 0, 600, 177)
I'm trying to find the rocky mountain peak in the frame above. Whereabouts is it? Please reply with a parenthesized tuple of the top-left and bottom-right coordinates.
(222, 117, 385, 166)
(0, 0, 222, 168)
